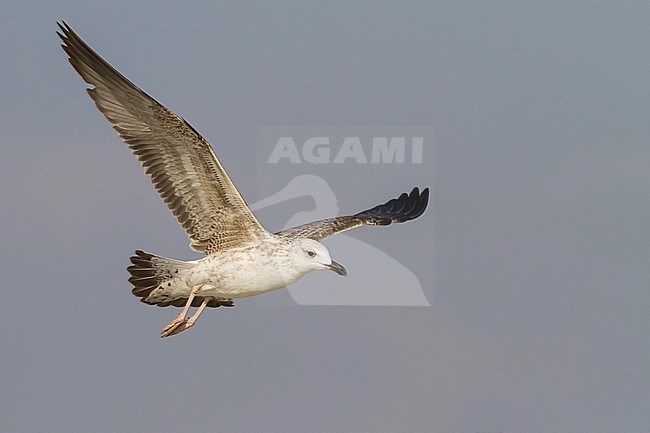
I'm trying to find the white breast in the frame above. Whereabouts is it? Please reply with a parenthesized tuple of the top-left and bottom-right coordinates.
(186, 244, 306, 298)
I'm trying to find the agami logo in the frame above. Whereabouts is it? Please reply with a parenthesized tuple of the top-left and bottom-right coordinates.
(267, 136, 425, 164)
(256, 126, 435, 307)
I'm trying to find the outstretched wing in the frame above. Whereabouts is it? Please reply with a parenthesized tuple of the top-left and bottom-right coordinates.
(58, 22, 266, 253)
(276, 187, 429, 241)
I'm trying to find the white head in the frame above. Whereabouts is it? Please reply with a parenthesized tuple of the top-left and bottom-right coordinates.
(289, 238, 347, 277)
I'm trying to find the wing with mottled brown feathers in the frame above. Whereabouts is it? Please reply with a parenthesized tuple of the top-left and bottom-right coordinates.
(58, 22, 266, 253)
(276, 187, 429, 241)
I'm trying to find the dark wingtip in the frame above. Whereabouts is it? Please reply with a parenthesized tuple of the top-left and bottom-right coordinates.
(56, 21, 71, 40)
(354, 186, 430, 224)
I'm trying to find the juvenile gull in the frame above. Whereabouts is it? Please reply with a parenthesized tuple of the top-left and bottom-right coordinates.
(57, 22, 430, 337)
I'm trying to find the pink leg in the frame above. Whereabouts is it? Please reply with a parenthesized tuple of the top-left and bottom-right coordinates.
(161, 297, 210, 337)
(186, 298, 209, 327)
(160, 285, 200, 338)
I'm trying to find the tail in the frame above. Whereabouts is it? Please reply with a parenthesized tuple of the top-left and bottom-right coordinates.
(127, 250, 234, 308)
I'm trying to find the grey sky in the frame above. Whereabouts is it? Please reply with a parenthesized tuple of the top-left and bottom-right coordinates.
(1, 1, 649, 432)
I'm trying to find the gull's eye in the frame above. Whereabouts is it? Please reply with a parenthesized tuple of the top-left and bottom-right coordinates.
(307, 250, 316, 257)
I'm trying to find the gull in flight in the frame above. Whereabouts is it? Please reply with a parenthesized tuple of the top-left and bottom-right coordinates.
(57, 22, 430, 337)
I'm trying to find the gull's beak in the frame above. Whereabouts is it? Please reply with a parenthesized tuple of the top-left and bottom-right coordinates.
(327, 260, 348, 276)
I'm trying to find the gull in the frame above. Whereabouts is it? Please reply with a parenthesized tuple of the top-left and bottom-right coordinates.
(57, 22, 430, 337)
